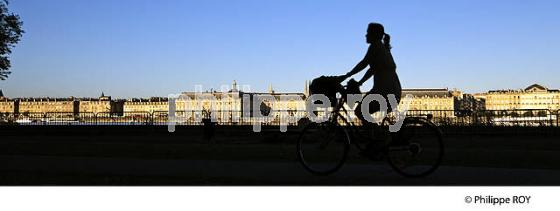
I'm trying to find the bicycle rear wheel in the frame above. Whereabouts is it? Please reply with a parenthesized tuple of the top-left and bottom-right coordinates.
(386, 117, 443, 178)
(297, 122, 350, 175)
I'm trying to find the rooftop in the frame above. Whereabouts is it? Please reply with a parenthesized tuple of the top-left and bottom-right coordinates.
(402, 88, 452, 98)
(489, 84, 559, 93)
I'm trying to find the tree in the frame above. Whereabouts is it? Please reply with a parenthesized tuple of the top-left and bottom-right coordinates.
(260, 101, 271, 116)
(0, 0, 24, 80)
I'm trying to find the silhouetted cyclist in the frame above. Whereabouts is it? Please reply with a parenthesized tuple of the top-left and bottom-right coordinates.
(338, 23, 402, 124)
(337, 23, 402, 159)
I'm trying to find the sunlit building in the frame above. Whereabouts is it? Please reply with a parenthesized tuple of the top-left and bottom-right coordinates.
(0, 89, 16, 113)
(1, 82, 559, 125)
(178, 88, 243, 124)
(123, 97, 169, 114)
(0, 100, 15, 113)
(177, 81, 307, 125)
(399, 88, 456, 117)
(485, 84, 560, 111)
(78, 93, 113, 113)
(401, 88, 455, 111)
(248, 91, 307, 125)
(17, 97, 78, 114)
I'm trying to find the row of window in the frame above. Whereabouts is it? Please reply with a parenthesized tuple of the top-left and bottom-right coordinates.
(488, 95, 560, 100)
(490, 102, 559, 105)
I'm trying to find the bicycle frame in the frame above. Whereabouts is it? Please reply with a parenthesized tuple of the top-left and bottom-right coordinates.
(299, 89, 444, 177)
(326, 95, 377, 150)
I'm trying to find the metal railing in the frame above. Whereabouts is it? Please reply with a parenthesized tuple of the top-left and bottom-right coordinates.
(403, 109, 559, 127)
(0, 109, 558, 127)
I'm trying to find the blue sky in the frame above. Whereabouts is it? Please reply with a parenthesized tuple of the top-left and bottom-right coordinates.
(1, 0, 559, 98)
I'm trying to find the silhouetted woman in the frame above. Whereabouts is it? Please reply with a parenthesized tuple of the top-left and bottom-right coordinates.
(339, 23, 402, 122)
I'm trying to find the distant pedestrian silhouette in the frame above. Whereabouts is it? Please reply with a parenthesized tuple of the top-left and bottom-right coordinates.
(338, 23, 402, 123)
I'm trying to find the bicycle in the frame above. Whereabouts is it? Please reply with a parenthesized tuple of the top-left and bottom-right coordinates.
(297, 81, 444, 178)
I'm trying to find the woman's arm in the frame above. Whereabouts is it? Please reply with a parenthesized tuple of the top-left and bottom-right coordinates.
(343, 59, 368, 79)
(357, 68, 376, 85)
(341, 46, 373, 79)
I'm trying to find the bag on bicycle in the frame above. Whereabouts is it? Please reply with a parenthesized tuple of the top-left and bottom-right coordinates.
(309, 76, 344, 107)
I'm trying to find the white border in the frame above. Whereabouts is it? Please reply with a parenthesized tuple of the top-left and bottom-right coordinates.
(0, 187, 556, 211)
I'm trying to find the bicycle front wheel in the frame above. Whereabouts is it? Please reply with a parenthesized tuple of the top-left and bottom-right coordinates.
(386, 117, 444, 178)
(297, 122, 350, 175)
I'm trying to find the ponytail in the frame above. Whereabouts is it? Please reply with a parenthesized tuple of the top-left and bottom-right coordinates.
(383, 33, 392, 51)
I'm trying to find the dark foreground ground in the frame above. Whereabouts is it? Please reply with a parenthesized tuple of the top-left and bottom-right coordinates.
(1, 125, 559, 185)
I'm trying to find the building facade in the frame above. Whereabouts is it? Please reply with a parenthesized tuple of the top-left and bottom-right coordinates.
(0, 99, 15, 113)
(78, 93, 113, 113)
(18, 98, 79, 114)
(2, 83, 559, 125)
(0, 90, 15, 113)
(178, 88, 243, 124)
(485, 84, 560, 111)
(123, 97, 169, 114)
(176, 82, 307, 125)
(400, 88, 456, 117)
